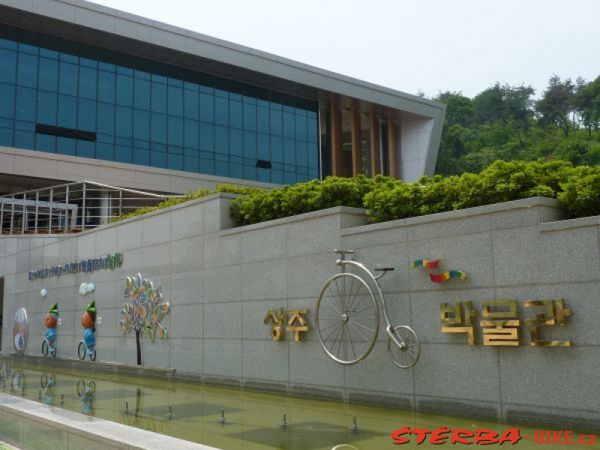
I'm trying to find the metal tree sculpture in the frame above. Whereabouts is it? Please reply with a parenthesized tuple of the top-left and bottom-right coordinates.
(120, 273, 170, 365)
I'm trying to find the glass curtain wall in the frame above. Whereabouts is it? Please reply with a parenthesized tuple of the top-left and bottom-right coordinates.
(0, 28, 319, 184)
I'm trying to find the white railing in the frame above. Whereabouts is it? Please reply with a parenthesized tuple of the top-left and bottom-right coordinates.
(0, 181, 178, 235)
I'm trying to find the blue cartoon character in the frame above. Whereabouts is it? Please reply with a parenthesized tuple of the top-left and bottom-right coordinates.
(78, 301, 97, 361)
(42, 303, 58, 357)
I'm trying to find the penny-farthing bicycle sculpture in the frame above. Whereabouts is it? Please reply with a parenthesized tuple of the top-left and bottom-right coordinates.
(315, 249, 420, 368)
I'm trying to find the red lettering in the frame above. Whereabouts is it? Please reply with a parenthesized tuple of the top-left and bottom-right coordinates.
(551, 431, 564, 444)
(498, 428, 521, 445)
(390, 426, 412, 445)
(534, 431, 545, 444)
(475, 429, 499, 445)
(412, 428, 432, 445)
(451, 429, 475, 445)
(430, 427, 450, 445)
(564, 431, 574, 445)
(580, 434, 597, 446)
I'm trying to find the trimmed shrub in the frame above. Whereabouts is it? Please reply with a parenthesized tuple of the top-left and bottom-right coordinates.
(111, 160, 600, 227)
(558, 165, 600, 218)
(230, 175, 385, 226)
(110, 184, 263, 223)
(456, 160, 564, 208)
(363, 181, 423, 222)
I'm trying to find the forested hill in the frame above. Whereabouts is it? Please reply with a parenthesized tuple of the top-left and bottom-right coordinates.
(433, 75, 600, 176)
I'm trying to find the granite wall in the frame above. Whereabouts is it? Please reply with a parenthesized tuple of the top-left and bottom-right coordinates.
(1, 194, 598, 429)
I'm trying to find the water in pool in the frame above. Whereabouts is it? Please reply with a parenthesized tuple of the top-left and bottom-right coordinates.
(0, 360, 593, 449)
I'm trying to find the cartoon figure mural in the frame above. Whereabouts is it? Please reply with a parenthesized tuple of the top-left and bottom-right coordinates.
(40, 373, 56, 406)
(78, 301, 97, 361)
(42, 303, 58, 357)
(77, 379, 96, 415)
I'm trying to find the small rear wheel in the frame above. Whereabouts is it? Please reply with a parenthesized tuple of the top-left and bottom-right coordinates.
(42, 340, 48, 357)
(387, 325, 420, 368)
(50, 345, 57, 358)
(316, 272, 379, 365)
(77, 341, 86, 360)
(90, 348, 96, 361)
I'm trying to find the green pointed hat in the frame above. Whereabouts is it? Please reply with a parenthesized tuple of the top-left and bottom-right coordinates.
(86, 301, 96, 315)
(49, 303, 58, 316)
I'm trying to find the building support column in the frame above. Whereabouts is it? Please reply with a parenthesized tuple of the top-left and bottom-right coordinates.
(99, 192, 111, 225)
(369, 107, 380, 176)
(351, 102, 362, 176)
(330, 96, 344, 176)
(387, 110, 398, 178)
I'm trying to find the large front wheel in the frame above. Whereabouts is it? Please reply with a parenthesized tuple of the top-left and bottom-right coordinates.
(42, 340, 48, 356)
(387, 325, 420, 368)
(316, 273, 379, 365)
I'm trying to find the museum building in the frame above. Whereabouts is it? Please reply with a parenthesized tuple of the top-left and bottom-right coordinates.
(0, 0, 445, 196)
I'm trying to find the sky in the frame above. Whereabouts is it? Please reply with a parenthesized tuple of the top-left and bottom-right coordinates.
(92, 0, 600, 99)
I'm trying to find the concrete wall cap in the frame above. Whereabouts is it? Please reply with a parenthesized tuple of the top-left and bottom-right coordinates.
(220, 206, 367, 236)
(342, 196, 561, 236)
(0, 393, 218, 449)
(539, 214, 600, 233)
(72, 192, 235, 233)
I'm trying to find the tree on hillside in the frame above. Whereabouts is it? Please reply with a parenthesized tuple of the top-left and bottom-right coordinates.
(504, 85, 535, 144)
(436, 91, 474, 127)
(536, 76, 576, 137)
(576, 76, 600, 136)
(433, 91, 474, 175)
(473, 83, 506, 124)
(433, 75, 600, 176)
(471, 84, 535, 144)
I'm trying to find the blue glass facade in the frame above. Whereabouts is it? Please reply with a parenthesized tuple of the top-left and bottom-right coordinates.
(0, 29, 320, 184)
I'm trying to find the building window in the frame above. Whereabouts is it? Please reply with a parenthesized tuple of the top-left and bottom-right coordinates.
(0, 28, 319, 184)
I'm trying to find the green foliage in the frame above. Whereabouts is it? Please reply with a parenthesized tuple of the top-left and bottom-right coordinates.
(456, 160, 565, 208)
(576, 75, 600, 135)
(558, 165, 600, 218)
(434, 76, 600, 176)
(536, 76, 576, 136)
(110, 188, 212, 223)
(216, 184, 264, 196)
(362, 181, 423, 222)
(230, 160, 600, 226)
(230, 175, 382, 226)
(364, 161, 560, 222)
(110, 184, 265, 223)
(108, 161, 600, 228)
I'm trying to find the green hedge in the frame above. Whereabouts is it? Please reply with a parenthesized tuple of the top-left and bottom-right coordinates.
(110, 184, 263, 223)
(557, 165, 600, 218)
(229, 175, 382, 226)
(231, 160, 600, 225)
(111, 160, 600, 226)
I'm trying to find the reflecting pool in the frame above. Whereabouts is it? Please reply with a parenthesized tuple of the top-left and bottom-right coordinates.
(0, 361, 592, 449)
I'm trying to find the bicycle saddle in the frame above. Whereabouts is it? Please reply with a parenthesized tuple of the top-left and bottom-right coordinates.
(333, 249, 354, 254)
(374, 267, 395, 272)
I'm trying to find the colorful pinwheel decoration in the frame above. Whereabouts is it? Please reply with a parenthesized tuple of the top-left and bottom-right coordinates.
(412, 259, 467, 283)
(120, 273, 170, 365)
